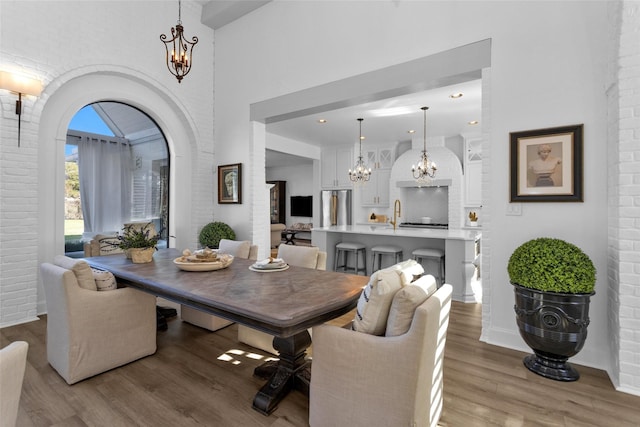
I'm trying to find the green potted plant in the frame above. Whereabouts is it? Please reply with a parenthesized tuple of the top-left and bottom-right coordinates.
(508, 237, 596, 381)
(199, 222, 235, 249)
(118, 222, 160, 263)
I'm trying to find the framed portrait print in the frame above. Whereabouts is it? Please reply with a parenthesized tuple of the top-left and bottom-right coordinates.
(510, 124, 583, 202)
(218, 163, 242, 204)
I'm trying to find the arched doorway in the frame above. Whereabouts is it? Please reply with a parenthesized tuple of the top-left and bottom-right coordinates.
(64, 102, 170, 256)
(37, 69, 199, 313)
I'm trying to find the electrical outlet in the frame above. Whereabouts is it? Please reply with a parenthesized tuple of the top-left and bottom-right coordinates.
(507, 203, 522, 216)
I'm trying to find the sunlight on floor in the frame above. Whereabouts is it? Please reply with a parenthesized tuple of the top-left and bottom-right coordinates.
(217, 348, 279, 366)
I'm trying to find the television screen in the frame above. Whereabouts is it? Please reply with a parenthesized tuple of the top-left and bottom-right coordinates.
(290, 196, 312, 217)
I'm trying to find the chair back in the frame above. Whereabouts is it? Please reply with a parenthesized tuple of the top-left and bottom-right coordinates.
(277, 244, 326, 270)
(218, 239, 258, 260)
(0, 341, 28, 427)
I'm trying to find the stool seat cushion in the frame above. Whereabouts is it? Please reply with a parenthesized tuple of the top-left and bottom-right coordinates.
(336, 242, 366, 250)
(371, 245, 403, 254)
(412, 248, 444, 258)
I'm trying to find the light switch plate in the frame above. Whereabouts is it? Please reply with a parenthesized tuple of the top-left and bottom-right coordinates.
(507, 203, 522, 216)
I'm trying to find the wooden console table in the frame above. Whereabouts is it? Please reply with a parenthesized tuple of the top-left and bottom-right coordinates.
(85, 249, 367, 415)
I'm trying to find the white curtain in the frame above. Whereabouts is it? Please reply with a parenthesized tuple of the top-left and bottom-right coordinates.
(78, 135, 132, 234)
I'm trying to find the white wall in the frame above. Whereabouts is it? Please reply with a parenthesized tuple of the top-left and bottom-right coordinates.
(0, 1, 215, 326)
(213, 0, 638, 392)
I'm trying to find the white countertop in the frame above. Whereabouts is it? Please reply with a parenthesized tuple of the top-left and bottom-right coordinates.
(314, 225, 481, 241)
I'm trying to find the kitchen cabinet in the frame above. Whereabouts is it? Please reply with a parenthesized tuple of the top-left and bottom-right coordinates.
(360, 145, 395, 207)
(361, 167, 391, 207)
(321, 147, 353, 189)
(365, 147, 394, 169)
(267, 181, 286, 224)
(464, 135, 482, 207)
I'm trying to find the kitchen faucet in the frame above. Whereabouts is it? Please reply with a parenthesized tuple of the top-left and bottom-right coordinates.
(390, 199, 401, 230)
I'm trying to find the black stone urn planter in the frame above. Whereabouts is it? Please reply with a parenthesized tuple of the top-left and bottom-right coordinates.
(512, 283, 594, 381)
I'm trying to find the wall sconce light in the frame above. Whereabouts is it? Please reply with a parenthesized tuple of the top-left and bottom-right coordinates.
(0, 71, 43, 147)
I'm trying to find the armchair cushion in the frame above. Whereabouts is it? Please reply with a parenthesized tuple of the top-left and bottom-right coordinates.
(92, 268, 117, 291)
(53, 255, 97, 291)
(385, 274, 437, 337)
(352, 269, 403, 335)
(83, 233, 122, 257)
(390, 259, 425, 285)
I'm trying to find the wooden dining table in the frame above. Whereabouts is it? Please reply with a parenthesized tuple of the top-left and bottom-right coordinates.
(85, 248, 368, 415)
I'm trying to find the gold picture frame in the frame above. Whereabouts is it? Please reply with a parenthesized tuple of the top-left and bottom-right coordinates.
(218, 163, 242, 204)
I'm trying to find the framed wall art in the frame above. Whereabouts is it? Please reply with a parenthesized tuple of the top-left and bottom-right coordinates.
(510, 124, 583, 202)
(218, 163, 242, 204)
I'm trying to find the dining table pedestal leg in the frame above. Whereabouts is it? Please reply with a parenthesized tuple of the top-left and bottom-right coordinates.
(252, 330, 312, 415)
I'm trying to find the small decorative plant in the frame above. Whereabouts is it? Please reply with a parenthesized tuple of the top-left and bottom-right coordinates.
(118, 222, 160, 250)
(507, 237, 596, 294)
(199, 222, 235, 249)
(469, 212, 478, 222)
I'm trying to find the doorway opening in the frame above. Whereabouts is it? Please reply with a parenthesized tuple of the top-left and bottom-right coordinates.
(64, 101, 169, 257)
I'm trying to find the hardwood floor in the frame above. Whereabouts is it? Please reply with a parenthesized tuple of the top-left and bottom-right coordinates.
(2, 302, 639, 427)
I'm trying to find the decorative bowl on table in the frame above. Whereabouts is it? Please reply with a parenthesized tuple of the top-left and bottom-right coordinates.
(249, 257, 289, 272)
(173, 248, 234, 271)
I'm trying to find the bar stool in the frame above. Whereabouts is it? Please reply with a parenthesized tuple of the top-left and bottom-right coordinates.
(334, 242, 367, 275)
(371, 245, 403, 272)
(412, 248, 445, 285)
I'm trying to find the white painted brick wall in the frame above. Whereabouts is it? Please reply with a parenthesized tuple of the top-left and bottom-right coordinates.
(0, 1, 214, 327)
(610, 0, 640, 395)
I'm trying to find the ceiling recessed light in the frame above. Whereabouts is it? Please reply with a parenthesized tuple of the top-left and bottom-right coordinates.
(408, 129, 416, 134)
(450, 92, 463, 99)
(468, 120, 479, 125)
(317, 119, 327, 124)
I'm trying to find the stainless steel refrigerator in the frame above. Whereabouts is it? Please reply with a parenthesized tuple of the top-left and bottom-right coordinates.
(320, 190, 352, 226)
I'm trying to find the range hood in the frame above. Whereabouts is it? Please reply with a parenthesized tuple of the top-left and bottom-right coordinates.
(391, 141, 462, 188)
(396, 178, 452, 188)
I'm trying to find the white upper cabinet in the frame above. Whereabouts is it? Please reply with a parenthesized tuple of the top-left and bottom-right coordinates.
(365, 147, 394, 170)
(360, 168, 391, 207)
(464, 135, 482, 207)
(321, 147, 354, 189)
(360, 144, 395, 207)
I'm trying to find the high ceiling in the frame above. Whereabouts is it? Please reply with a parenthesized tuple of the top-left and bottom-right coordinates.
(267, 79, 482, 148)
(196, 1, 483, 166)
(69, 3, 482, 168)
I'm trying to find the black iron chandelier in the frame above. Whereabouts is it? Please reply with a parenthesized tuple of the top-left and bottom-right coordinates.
(160, 0, 198, 83)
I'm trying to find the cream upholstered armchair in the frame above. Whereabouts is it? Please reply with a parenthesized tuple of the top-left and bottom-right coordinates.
(0, 341, 28, 427)
(181, 239, 258, 331)
(309, 283, 453, 427)
(83, 233, 123, 257)
(41, 256, 156, 384)
(237, 244, 327, 354)
(270, 223, 286, 248)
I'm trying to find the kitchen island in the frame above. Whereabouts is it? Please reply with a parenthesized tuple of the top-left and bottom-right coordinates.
(312, 225, 481, 303)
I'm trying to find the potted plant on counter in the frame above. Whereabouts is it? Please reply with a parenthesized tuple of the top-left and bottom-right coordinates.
(199, 222, 235, 249)
(507, 237, 596, 381)
(118, 222, 160, 263)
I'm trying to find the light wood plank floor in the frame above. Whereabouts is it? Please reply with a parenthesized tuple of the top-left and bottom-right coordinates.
(2, 302, 639, 427)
